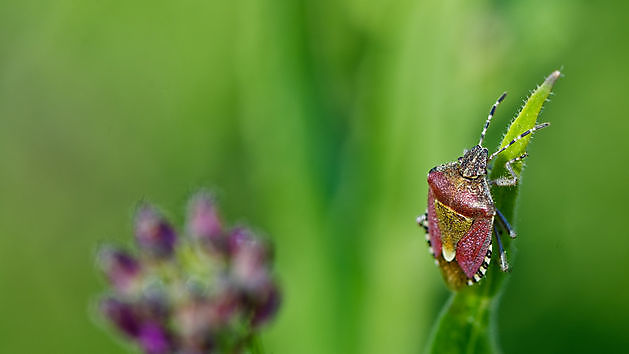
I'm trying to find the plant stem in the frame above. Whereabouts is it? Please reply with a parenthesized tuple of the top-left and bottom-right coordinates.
(248, 333, 264, 354)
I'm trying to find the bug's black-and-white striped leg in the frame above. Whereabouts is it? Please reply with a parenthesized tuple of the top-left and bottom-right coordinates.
(417, 211, 438, 263)
(495, 208, 516, 238)
(416, 212, 428, 233)
(488, 122, 550, 161)
(494, 227, 510, 272)
(490, 153, 528, 187)
(478, 92, 507, 146)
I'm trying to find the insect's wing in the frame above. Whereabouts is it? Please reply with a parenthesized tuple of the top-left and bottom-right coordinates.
(455, 217, 493, 279)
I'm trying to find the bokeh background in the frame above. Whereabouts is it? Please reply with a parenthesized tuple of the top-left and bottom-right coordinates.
(1, 0, 628, 353)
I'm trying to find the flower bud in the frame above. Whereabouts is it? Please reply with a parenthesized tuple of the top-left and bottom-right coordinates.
(138, 290, 171, 323)
(229, 232, 271, 294)
(226, 227, 252, 256)
(207, 288, 240, 328)
(98, 247, 142, 296)
(175, 299, 211, 347)
(138, 322, 171, 354)
(100, 298, 141, 338)
(187, 193, 223, 251)
(251, 282, 281, 327)
(135, 205, 176, 259)
(175, 290, 239, 342)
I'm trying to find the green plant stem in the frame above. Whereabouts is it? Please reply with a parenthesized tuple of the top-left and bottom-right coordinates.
(248, 333, 264, 354)
(425, 71, 560, 354)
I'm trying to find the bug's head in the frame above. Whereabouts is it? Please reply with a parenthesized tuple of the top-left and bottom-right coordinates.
(458, 145, 488, 179)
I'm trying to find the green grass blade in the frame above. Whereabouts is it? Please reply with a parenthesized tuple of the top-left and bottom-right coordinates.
(425, 70, 560, 354)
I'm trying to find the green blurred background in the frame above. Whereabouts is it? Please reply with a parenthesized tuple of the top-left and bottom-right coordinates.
(1, 0, 628, 353)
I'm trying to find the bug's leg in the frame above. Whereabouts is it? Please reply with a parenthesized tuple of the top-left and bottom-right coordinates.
(490, 153, 528, 187)
(416, 211, 429, 234)
(417, 211, 438, 263)
(495, 208, 516, 238)
(488, 122, 550, 161)
(494, 227, 510, 272)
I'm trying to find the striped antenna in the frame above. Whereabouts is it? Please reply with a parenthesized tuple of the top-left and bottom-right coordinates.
(479, 92, 507, 146)
(488, 122, 550, 161)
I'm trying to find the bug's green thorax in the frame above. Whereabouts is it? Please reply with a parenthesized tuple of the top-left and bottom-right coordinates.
(458, 145, 489, 179)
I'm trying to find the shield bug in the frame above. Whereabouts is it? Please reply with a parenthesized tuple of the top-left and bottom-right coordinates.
(416, 92, 549, 289)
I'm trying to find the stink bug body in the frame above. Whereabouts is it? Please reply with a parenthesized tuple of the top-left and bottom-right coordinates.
(416, 92, 549, 289)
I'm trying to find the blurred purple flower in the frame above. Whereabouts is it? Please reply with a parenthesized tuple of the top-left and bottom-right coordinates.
(176, 289, 240, 343)
(138, 322, 171, 354)
(226, 227, 252, 256)
(98, 192, 281, 353)
(175, 299, 212, 346)
(98, 247, 141, 295)
(100, 298, 141, 338)
(230, 233, 271, 294)
(138, 291, 171, 323)
(207, 288, 241, 328)
(250, 283, 281, 327)
(187, 192, 223, 251)
(135, 204, 176, 259)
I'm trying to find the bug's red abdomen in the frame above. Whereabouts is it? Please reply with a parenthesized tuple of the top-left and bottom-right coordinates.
(427, 167, 494, 218)
(456, 218, 492, 278)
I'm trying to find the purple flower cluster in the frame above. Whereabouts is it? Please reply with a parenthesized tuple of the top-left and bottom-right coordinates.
(97, 192, 280, 354)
